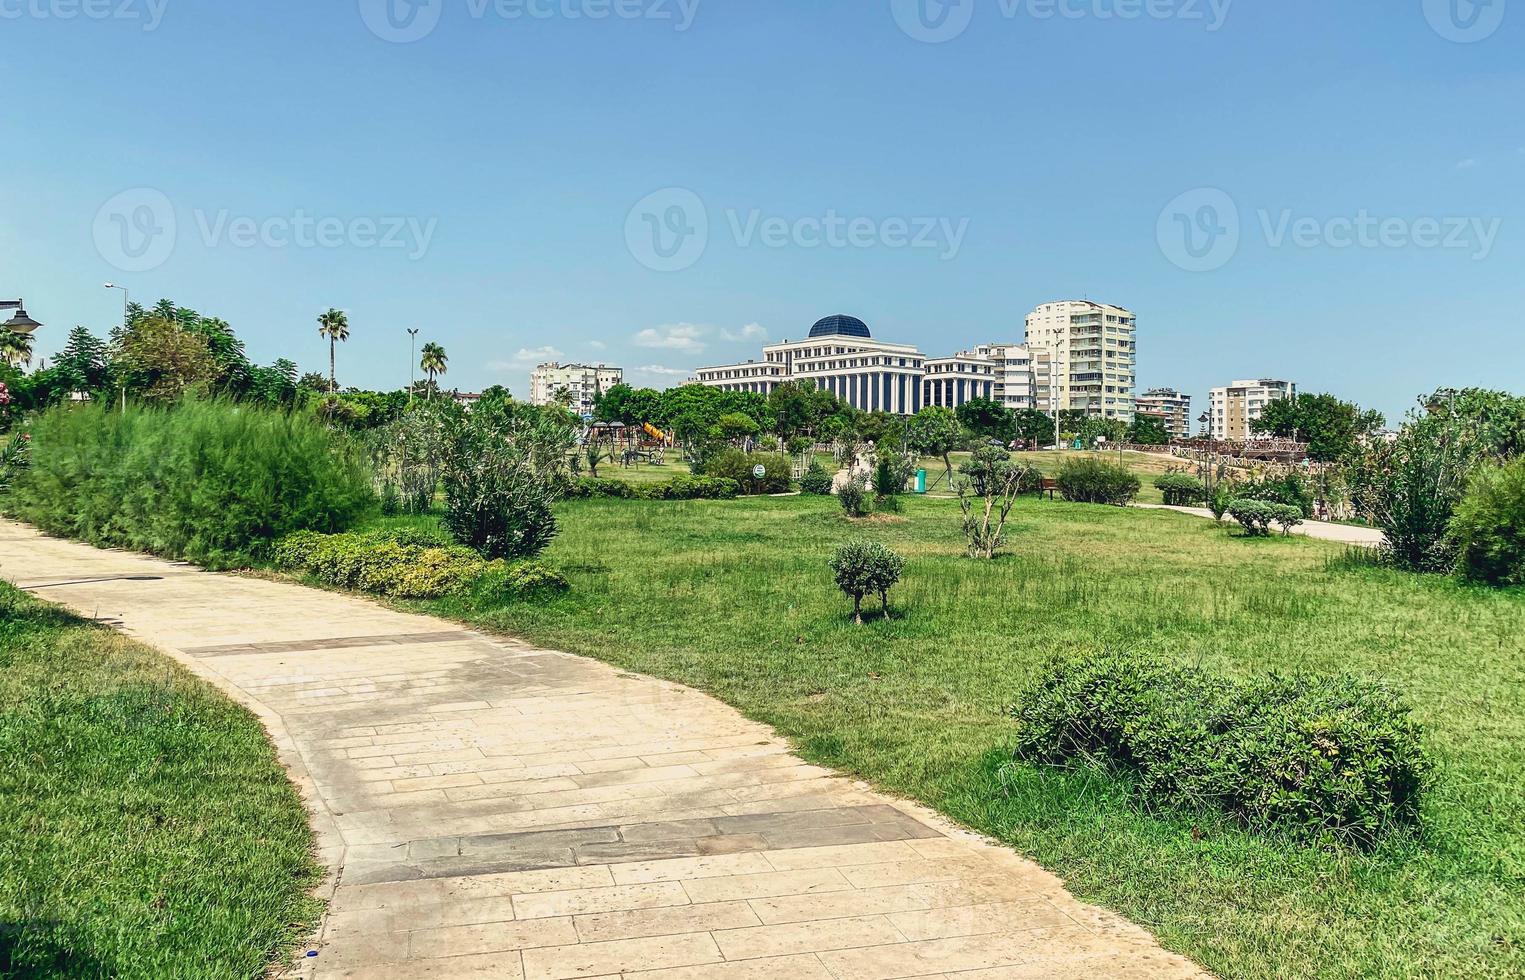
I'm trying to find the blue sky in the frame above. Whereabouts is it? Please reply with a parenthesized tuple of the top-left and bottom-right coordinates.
(4, 0, 1521, 423)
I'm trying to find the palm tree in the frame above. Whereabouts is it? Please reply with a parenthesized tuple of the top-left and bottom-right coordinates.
(419, 342, 448, 399)
(0, 329, 33, 369)
(316, 309, 350, 394)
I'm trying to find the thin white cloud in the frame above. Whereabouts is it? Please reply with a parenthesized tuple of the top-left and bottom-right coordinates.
(721, 322, 767, 343)
(633, 323, 708, 353)
(587, 340, 608, 350)
(488, 346, 564, 370)
(634, 364, 689, 377)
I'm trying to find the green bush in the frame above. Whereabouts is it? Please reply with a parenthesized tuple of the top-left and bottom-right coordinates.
(271, 530, 485, 598)
(828, 540, 905, 623)
(441, 401, 572, 560)
(1154, 473, 1206, 506)
(1448, 457, 1525, 585)
(499, 560, 571, 598)
(558, 475, 739, 500)
(837, 474, 872, 517)
(1238, 471, 1314, 518)
(799, 461, 834, 496)
(1272, 503, 1304, 535)
(1227, 498, 1278, 536)
(1011, 652, 1430, 846)
(6, 400, 372, 567)
(1208, 481, 1234, 521)
(703, 449, 792, 494)
(1056, 458, 1141, 505)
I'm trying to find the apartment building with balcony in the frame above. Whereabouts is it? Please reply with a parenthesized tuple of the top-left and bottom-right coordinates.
(1022, 300, 1137, 419)
(1209, 379, 1297, 440)
(529, 362, 623, 417)
(1135, 387, 1193, 440)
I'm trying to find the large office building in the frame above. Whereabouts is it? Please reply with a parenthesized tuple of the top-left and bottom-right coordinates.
(693, 315, 1045, 415)
(529, 362, 623, 417)
(1135, 387, 1193, 440)
(1208, 379, 1296, 440)
(1022, 300, 1137, 420)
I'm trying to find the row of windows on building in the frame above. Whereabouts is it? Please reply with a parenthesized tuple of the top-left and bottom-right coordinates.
(706, 372, 1002, 414)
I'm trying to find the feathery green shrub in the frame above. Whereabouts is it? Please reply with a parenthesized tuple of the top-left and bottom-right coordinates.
(6, 400, 371, 566)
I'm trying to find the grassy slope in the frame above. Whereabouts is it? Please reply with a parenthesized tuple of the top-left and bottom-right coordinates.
(387, 494, 1523, 979)
(0, 584, 321, 980)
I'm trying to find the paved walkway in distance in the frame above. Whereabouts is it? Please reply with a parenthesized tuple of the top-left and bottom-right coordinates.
(1135, 503, 1386, 546)
(1, 521, 1204, 980)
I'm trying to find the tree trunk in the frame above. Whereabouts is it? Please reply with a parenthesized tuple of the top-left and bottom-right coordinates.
(329, 339, 336, 394)
(852, 595, 863, 625)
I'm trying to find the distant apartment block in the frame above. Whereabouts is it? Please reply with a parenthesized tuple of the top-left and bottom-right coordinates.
(1022, 300, 1137, 420)
(693, 315, 1047, 416)
(1209, 379, 1296, 440)
(1135, 387, 1192, 440)
(529, 362, 623, 417)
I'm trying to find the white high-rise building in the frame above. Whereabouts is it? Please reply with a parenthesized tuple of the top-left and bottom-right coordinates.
(1136, 387, 1193, 440)
(1209, 379, 1296, 440)
(1022, 300, 1137, 420)
(529, 362, 623, 417)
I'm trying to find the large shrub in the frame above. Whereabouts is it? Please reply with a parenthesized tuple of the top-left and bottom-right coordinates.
(828, 540, 905, 623)
(1154, 473, 1206, 507)
(703, 449, 792, 494)
(271, 530, 486, 598)
(1237, 471, 1314, 518)
(6, 400, 371, 566)
(1350, 425, 1473, 572)
(1011, 652, 1430, 846)
(441, 401, 573, 560)
(1448, 457, 1525, 585)
(1056, 457, 1140, 506)
(1227, 499, 1300, 537)
(799, 461, 834, 496)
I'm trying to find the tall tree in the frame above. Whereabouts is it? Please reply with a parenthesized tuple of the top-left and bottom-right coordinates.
(419, 342, 448, 399)
(316, 309, 350, 394)
(955, 397, 1012, 441)
(53, 326, 112, 393)
(908, 405, 962, 486)
(1254, 392, 1384, 463)
(113, 316, 216, 402)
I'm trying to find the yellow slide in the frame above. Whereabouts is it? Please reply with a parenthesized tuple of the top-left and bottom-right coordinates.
(642, 422, 668, 441)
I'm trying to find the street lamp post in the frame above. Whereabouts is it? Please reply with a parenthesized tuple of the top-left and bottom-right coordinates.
(104, 284, 130, 410)
(1, 300, 43, 337)
(407, 328, 420, 404)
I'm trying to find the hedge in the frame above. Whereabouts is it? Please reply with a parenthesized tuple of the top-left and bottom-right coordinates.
(1056, 458, 1141, 506)
(1011, 652, 1430, 846)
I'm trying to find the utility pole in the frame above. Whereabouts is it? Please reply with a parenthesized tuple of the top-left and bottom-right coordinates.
(104, 284, 128, 410)
(407, 328, 419, 405)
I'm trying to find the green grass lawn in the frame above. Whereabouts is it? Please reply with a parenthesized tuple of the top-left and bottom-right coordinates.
(0, 584, 322, 979)
(369, 494, 1523, 979)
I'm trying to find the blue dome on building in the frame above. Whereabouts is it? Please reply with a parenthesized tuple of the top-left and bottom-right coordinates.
(808, 314, 872, 339)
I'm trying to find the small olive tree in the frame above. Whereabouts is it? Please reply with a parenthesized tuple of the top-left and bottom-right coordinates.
(955, 446, 1037, 559)
(829, 540, 905, 623)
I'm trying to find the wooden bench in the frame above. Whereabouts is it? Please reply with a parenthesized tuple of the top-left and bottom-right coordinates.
(1038, 478, 1059, 500)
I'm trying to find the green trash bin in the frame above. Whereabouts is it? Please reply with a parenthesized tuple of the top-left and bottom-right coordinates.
(915, 469, 927, 494)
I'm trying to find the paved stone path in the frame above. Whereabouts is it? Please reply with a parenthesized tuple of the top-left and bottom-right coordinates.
(1134, 503, 1386, 545)
(1, 521, 1204, 980)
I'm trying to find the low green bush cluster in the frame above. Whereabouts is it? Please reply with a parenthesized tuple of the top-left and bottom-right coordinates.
(1237, 472, 1315, 518)
(558, 475, 740, 500)
(1056, 458, 1141, 506)
(6, 400, 372, 567)
(1010, 652, 1430, 846)
(1154, 472, 1206, 506)
(799, 461, 834, 495)
(703, 449, 793, 494)
(1228, 498, 1303, 536)
(1448, 456, 1525, 585)
(272, 530, 486, 598)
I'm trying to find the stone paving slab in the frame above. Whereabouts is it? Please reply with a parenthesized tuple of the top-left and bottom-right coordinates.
(0, 520, 1208, 980)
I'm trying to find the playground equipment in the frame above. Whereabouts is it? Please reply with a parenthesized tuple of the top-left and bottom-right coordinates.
(642, 422, 669, 442)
